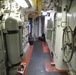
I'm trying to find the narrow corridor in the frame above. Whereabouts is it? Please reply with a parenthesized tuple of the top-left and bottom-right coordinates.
(26, 41, 68, 75)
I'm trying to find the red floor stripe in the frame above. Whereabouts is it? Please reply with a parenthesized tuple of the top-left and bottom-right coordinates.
(42, 42, 49, 53)
(42, 42, 54, 62)
(45, 62, 69, 72)
(42, 42, 69, 73)
(45, 62, 57, 72)
(22, 45, 34, 75)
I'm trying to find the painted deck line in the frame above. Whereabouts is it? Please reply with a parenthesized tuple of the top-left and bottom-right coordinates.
(42, 42, 69, 73)
(42, 42, 49, 53)
(22, 45, 34, 75)
(45, 62, 69, 72)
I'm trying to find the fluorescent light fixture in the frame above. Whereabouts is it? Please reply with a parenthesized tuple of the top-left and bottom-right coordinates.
(41, 11, 44, 12)
(47, 10, 52, 13)
(42, 11, 47, 16)
(67, 13, 72, 17)
(57, 13, 62, 17)
(15, 0, 28, 8)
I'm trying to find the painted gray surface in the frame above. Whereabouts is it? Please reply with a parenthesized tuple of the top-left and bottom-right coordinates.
(26, 41, 68, 75)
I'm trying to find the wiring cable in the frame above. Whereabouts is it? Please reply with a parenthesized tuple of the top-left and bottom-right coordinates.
(67, 0, 74, 12)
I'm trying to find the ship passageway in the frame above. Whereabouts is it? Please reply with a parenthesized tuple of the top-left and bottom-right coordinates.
(23, 41, 68, 75)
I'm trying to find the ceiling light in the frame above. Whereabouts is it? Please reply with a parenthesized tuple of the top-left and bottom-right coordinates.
(67, 13, 72, 17)
(57, 13, 62, 17)
(42, 11, 47, 16)
(15, 0, 28, 8)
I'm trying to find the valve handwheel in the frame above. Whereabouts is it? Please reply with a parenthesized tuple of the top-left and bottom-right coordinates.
(73, 27, 76, 50)
(62, 26, 73, 63)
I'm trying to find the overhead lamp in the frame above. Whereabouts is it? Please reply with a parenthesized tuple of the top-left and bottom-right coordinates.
(41, 11, 47, 16)
(57, 13, 62, 17)
(15, 0, 28, 8)
(67, 13, 72, 17)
